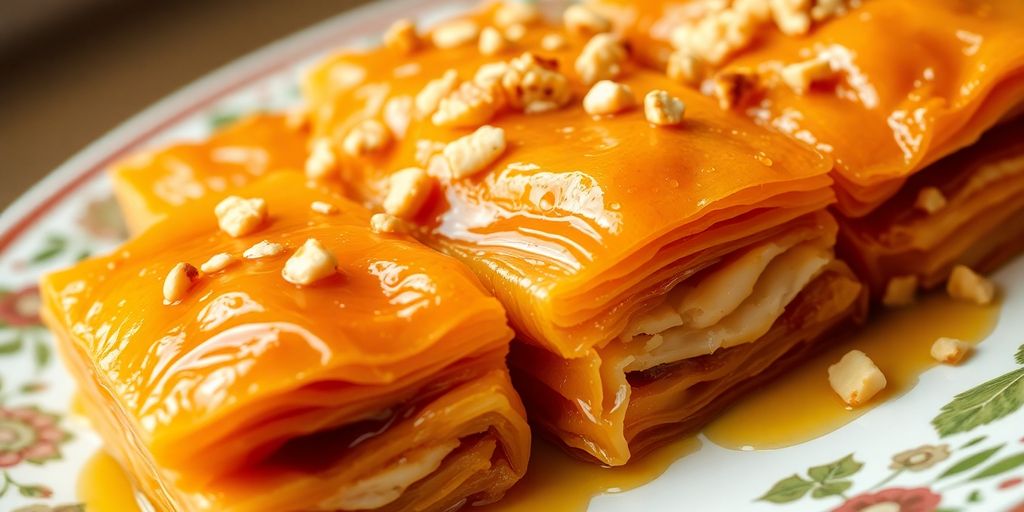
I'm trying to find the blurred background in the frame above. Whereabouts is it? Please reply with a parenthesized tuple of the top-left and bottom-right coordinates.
(0, 0, 372, 210)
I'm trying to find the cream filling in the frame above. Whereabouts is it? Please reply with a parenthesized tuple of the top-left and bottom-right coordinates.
(623, 239, 832, 373)
(318, 439, 461, 511)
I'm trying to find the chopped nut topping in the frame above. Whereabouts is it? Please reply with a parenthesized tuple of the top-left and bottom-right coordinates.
(282, 238, 337, 286)
(667, 50, 705, 86)
(501, 52, 572, 114)
(370, 213, 406, 234)
(285, 104, 310, 131)
(441, 125, 507, 179)
(931, 337, 971, 365)
(946, 265, 996, 305)
(431, 19, 480, 49)
(383, 95, 414, 138)
(583, 80, 636, 116)
(712, 68, 762, 109)
(541, 33, 568, 51)
(200, 253, 234, 274)
(384, 167, 434, 218)
(828, 350, 887, 407)
(770, 0, 813, 35)
(163, 262, 199, 304)
(644, 89, 686, 126)
(415, 140, 448, 167)
(882, 275, 918, 308)
(504, 23, 527, 42)
(495, 2, 540, 28)
(384, 18, 418, 54)
(479, 26, 509, 56)
(563, 4, 611, 35)
(670, 9, 760, 67)
(475, 61, 511, 89)
(310, 201, 339, 215)
(780, 57, 837, 94)
(305, 138, 339, 180)
(342, 119, 392, 156)
(214, 196, 267, 238)
(243, 240, 284, 259)
(415, 70, 460, 118)
(432, 80, 503, 128)
(575, 33, 627, 86)
(915, 187, 948, 215)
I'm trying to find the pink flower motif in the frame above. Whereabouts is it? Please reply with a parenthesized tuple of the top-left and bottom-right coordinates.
(0, 406, 69, 468)
(0, 286, 41, 327)
(833, 487, 942, 512)
(1000, 477, 1023, 490)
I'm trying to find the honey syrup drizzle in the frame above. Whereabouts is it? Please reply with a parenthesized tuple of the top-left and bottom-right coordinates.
(78, 293, 999, 510)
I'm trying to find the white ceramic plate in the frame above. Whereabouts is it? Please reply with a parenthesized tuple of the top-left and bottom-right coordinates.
(1, 1, 1023, 511)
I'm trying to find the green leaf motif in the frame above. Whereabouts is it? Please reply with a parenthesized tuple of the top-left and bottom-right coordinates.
(18, 484, 52, 498)
(30, 234, 68, 264)
(959, 436, 987, 449)
(33, 337, 51, 371)
(967, 489, 982, 503)
(0, 336, 23, 355)
(757, 474, 814, 504)
(969, 452, 1024, 481)
(936, 508, 962, 512)
(938, 445, 1004, 480)
(1016, 343, 1024, 365)
(810, 480, 852, 499)
(932, 368, 1024, 437)
(808, 454, 863, 483)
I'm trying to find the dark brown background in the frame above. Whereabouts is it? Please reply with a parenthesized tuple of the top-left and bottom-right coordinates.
(0, 0, 372, 210)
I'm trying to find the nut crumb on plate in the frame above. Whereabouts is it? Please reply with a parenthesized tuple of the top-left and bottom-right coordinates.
(828, 349, 887, 407)
(882, 275, 918, 308)
(930, 337, 971, 365)
(946, 264, 995, 305)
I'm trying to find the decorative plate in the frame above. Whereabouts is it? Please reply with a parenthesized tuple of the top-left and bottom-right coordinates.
(1, 1, 1022, 511)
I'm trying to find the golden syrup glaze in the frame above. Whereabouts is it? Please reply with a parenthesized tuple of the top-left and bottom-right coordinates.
(79, 450, 141, 512)
(592, 0, 1024, 216)
(704, 291, 1000, 449)
(302, 10, 840, 358)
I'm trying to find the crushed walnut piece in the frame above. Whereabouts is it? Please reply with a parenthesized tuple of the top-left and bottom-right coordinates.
(495, 2, 540, 28)
(475, 61, 511, 89)
(215, 196, 267, 238)
(479, 26, 509, 56)
(342, 119, 392, 156)
(575, 33, 627, 86)
(669, 8, 761, 67)
(501, 52, 572, 114)
(563, 4, 611, 35)
(305, 138, 339, 180)
(163, 262, 199, 304)
(431, 19, 480, 49)
(931, 337, 971, 365)
(583, 80, 636, 116)
(371, 213, 406, 234)
(415, 140, 448, 167)
(415, 69, 460, 118)
(384, 18, 418, 54)
(282, 238, 337, 286)
(780, 57, 837, 94)
(712, 68, 762, 109)
(433, 80, 504, 128)
(947, 265, 996, 305)
(541, 33, 568, 51)
(384, 167, 434, 218)
(311, 201, 339, 215)
(644, 89, 686, 126)
(882, 275, 918, 308)
(243, 240, 284, 259)
(200, 253, 235, 274)
(915, 187, 948, 215)
(440, 125, 507, 179)
(504, 23, 527, 42)
(383, 95, 414, 138)
(828, 349, 887, 407)
(667, 50, 705, 86)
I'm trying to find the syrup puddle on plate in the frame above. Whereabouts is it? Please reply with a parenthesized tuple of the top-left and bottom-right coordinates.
(77, 293, 999, 510)
(704, 292, 1000, 450)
